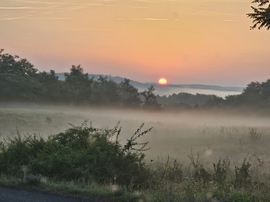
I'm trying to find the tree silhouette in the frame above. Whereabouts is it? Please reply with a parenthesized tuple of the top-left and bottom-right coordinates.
(0, 49, 38, 77)
(64, 65, 93, 103)
(141, 86, 161, 109)
(0, 49, 41, 101)
(247, 0, 270, 29)
(38, 70, 64, 102)
(93, 76, 120, 105)
(119, 78, 141, 107)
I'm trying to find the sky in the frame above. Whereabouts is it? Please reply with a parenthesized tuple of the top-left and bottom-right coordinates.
(1, 0, 270, 86)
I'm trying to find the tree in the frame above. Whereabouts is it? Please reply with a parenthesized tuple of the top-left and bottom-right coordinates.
(118, 78, 141, 107)
(64, 65, 93, 103)
(38, 70, 64, 102)
(247, 0, 270, 29)
(0, 73, 41, 101)
(0, 49, 41, 101)
(261, 79, 270, 99)
(0, 49, 38, 77)
(91, 76, 120, 105)
(141, 86, 161, 109)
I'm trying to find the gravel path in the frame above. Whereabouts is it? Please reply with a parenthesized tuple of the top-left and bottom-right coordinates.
(0, 186, 102, 202)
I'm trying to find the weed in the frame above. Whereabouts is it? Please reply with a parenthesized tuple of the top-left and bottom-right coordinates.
(153, 156, 183, 186)
(234, 158, 252, 188)
(249, 128, 261, 142)
(45, 117, 52, 124)
(188, 150, 211, 184)
(213, 159, 230, 186)
(25, 173, 42, 186)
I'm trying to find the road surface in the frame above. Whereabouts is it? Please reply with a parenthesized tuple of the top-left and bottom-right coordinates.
(0, 186, 103, 202)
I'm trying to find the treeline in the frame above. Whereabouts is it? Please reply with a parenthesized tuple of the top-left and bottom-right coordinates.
(205, 80, 270, 109)
(157, 81, 270, 110)
(1, 49, 269, 110)
(157, 93, 215, 109)
(0, 50, 160, 109)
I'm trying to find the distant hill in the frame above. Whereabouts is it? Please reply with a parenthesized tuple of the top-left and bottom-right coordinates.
(55, 73, 244, 97)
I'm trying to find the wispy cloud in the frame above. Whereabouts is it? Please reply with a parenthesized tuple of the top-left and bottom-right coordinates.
(0, 6, 32, 10)
(223, 19, 235, 22)
(26, 17, 75, 20)
(67, 28, 113, 31)
(115, 17, 168, 21)
(144, 18, 168, 21)
(0, 15, 30, 21)
(0, 0, 117, 22)
(193, 10, 239, 17)
(11, 0, 115, 7)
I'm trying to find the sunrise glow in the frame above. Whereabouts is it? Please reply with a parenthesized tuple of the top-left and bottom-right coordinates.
(159, 78, 167, 85)
(1, 0, 270, 86)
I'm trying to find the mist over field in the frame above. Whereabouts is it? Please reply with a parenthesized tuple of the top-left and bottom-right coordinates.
(2, 104, 270, 167)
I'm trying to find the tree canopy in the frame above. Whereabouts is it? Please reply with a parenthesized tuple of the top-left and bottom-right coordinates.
(0, 50, 160, 109)
(247, 0, 270, 29)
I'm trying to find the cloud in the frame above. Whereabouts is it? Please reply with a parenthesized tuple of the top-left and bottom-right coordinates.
(223, 19, 235, 22)
(12, 0, 115, 7)
(0, 0, 117, 22)
(37, 17, 73, 19)
(0, 15, 29, 21)
(67, 28, 112, 31)
(115, 17, 168, 21)
(0, 6, 32, 10)
(11, 0, 72, 6)
(144, 18, 168, 21)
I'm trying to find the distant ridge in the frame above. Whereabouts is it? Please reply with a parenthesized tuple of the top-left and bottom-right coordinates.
(55, 73, 244, 97)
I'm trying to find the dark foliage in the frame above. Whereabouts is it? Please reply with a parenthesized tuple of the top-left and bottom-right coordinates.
(205, 79, 270, 109)
(247, 0, 270, 29)
(0, 50, 159, 108)
(141, 86, 161, 109)
(234, 159, 252, 188)
(0, 122, 152, 189)
(1, 49, 270, 110)
(157, 93, 213, 108)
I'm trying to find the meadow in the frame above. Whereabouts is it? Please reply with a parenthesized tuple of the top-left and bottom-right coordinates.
(1, 104, 270, 201)
(1, 104, 270, 163)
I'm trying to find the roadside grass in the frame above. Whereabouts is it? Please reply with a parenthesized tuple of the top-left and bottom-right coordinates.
(2, 160, 270, 202)
(0, 176, 143, 202)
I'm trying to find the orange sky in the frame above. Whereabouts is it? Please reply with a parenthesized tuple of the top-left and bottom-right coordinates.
(1, 0, 270, 86)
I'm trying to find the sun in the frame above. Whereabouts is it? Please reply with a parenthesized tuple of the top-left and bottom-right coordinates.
(158, 78, 167, 85)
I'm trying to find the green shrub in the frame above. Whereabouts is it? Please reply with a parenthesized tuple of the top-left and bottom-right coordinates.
(0, 132, 45, 177)
(0, 122, 152, 189)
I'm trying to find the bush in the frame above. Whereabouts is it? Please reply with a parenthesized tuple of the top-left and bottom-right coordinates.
(0, 132, 45, 177)
(0, 122, 153, 189)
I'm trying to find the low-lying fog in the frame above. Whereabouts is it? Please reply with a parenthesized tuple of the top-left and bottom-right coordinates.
(1, 104, 270, 167)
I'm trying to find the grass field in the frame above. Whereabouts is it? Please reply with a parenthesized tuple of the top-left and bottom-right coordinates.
(1, 104, 270, 164)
